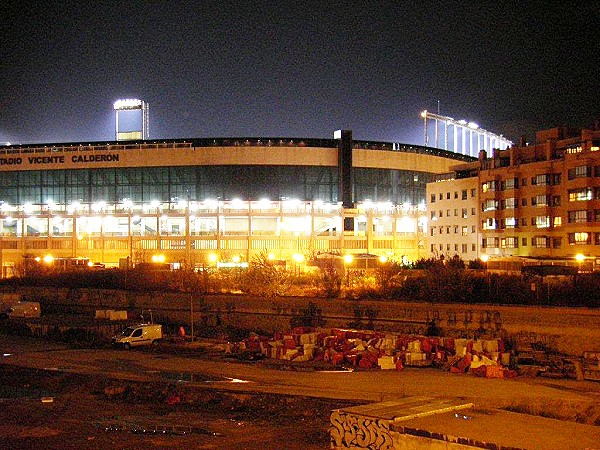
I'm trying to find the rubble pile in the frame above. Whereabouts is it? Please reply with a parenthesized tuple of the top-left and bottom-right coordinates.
(232, 327, 516, 377)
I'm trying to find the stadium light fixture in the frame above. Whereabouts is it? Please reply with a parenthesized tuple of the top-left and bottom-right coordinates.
(113, 99, 143, 110)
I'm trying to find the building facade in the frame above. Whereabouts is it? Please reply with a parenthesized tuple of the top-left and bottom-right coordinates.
(0, 135, 473, 276)
(479, 127, 600, 265)
(426, 170, 480, 260)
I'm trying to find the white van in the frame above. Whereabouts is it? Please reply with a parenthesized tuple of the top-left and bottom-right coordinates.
(112, 324, 162, 349)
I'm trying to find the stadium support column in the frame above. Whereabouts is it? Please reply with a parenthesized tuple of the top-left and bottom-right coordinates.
(336, 130, 354, 232)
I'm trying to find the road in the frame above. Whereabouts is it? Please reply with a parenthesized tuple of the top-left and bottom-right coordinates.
(2, 334, 600, 411)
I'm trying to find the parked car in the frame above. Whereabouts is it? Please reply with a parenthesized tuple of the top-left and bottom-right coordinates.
(112, 324, 162, 349)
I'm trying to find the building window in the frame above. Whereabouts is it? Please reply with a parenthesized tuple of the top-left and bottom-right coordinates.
(439, 193, 443, 200)
(534, 216, 550, 228)
(455, 191, 459, 199)
(462, 226, 468, 236)
(483, 218, 497, 230)
(504, 197, 516, 209)
(430, 194, 436, 203)
(501, 237, 518, 248)
(471, 244, 476, 251)
(568, 232, 591, 245)
(439, 210, 443, 217)
(461, 190, 467, 200)
(532, 236, 550, 248)
(482, 200, 497, 211)
(553, 237, 561, 248)
(454, 225, 458, 234)
(568, 210, 590, 223)
(431, 244, 435, 252)
(552, 195, 561, 206)
(446, 192, 451, 199)
(552, 173, 561, 185)
(483, 237, 498, 248)
(522, 198, 527, 206)
(430, 228, 435, 236)
(532, 195, 549, 206)
(568, 165, 591, 180)
(568, 188, 593, 202)
(446, 209, 450, 217)
(471, 207, 476, 215)
(482, 181, 496, 192)
(505, 217, 517, 228)
(522, 237, 527, 247)
(471, 226, 475, 233)
(461, 243, 467, 253)
(531, 174, 549, 186)
(553, 216, 562, 227)
(471, 188, 476, 197)
(454, 209, 458, 216)
(503, 178, 518, 190)
(430, 211, 436, 219)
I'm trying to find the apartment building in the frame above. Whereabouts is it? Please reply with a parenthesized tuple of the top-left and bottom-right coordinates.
(479, 126, 600, 263)
(426, 125, 600, 268)
(426, 164, 480, 260)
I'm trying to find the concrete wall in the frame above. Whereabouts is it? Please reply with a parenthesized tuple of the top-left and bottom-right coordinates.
(7, 287, 600, 355)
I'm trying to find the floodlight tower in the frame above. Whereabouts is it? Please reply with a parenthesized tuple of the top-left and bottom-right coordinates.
(113, 99, 149, 141)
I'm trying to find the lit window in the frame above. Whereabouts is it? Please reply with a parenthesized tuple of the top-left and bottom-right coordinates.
(535, 216, 550, 228)
(569, 232, 590, 245)
(568, 188, 593, 202)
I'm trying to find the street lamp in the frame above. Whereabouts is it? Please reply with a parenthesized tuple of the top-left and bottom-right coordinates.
(343, 254, 354, 287)
(575, 253, 585, 272)
(292, 252, 304, 275)
(480, 254, 490, 298)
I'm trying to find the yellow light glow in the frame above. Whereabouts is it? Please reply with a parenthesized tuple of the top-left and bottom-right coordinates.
(152, 254, 166, 263)
(575, 253, 585, 262)
(343, 254, 354, 265)
(292, 253, 304, 263)
(268, 253, 275, 260)
(232, 255, 241, 263)
(43, 254, 54, 264)
(208, 253, 218, 263)
(480, 254, 489, 263)
(379, 255, 388, 263)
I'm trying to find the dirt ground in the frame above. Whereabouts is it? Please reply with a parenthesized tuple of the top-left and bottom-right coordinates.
(0, 364, 358, 450)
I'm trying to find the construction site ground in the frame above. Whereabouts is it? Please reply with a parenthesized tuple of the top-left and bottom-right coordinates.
(1, 334, 600, 449)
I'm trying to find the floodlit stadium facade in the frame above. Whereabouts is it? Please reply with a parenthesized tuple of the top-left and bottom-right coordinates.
(0, 134, 474, 276)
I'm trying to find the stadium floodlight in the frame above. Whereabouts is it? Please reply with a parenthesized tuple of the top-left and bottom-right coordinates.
(468, 122, 479, 129)
(114, 98, 149, 140)
(113, 99, 143, 110)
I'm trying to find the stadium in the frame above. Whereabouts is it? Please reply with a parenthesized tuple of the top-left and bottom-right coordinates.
(0, 106, 477, 276)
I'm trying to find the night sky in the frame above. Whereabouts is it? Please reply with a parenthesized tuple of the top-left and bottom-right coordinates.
(1, 1, 598, 145)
